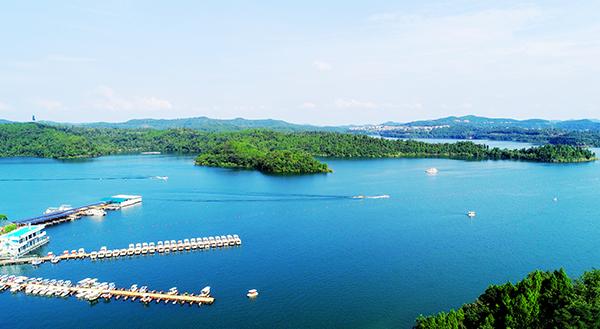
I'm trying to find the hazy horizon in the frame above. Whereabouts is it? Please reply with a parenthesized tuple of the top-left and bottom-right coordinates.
(1, 1, 599, 125)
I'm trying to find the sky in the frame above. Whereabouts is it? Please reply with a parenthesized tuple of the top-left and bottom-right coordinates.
(1, 1, 599, 125)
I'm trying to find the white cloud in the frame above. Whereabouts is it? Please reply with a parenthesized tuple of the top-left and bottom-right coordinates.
(300, 102, 317, 109)
(313, 60, 332, 71)
(90, 86, 172, 111)
(35, 99, 65, 111)
(335, 98, 377, 109)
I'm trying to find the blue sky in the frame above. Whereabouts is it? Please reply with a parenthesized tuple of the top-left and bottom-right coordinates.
(1, 1, 599, 124)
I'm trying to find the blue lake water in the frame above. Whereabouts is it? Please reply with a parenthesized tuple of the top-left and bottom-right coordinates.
(1, 144, 600, 328)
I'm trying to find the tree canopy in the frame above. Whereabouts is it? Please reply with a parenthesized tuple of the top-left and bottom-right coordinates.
(415, 269, 600, 328)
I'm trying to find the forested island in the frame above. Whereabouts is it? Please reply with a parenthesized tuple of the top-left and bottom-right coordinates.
(0, 123, 596, 174)
(415, 269, 600, 328)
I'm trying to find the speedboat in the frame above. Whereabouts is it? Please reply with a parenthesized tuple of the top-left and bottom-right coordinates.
(426, 167, 439, 175)
(51, 256, 60, 264)
(31, 259, 43, 266)
(467, 211, 476, 218)
(247, 289, 259, 298)
(200, 286, 211, 297)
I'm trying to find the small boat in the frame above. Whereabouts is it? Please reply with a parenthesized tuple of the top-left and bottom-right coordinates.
(233, 235, 242, 245)
(90, 251, 98, 260)
(119, 249, 127, 256)
(31, 259, 43, 266)
(247, 289, 259, 298)
(154, 176, 169, 181)
(200, 286, 211, 297)
(51, 256, 60, 264)
(78, 248, 85, 257)
(44, 204, 73, 215)
(426, 167, 439, 175)
(467, 211, 476, 218)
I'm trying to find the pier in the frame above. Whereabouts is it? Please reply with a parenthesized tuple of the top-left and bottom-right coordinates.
(0, 235, 242, 267)
(12, 195, 141, 227)
(0, 275, 215, 306)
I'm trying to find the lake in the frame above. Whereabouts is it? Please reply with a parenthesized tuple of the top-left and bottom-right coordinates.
(1, 143, 600, 328)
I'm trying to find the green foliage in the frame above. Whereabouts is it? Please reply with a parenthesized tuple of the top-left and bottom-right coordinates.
(1, 223, 17, 234)
(0, 124, 596, 175)
(195, 139, 331, 174)
(0, 214, 7, 221)
(415, 269, 600, 328)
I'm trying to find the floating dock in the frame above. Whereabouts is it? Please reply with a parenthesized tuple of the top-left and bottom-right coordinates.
(0, 275, 214, 306)
(13, 195, 142, 227)
(0, 235, 242, 267)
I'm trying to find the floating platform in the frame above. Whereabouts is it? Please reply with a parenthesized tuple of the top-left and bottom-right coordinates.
(0, 275, 214, 306)
(13, 195, 142, 227)
(0, 235, 242, 267)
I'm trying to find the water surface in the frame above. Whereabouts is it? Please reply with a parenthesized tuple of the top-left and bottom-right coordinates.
(1, 144, 600, 328)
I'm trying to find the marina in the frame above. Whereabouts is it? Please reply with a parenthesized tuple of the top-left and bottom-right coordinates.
(0, 275, 215, 306)
(12, 195, 142, 227)
(0, 235, 242, 267)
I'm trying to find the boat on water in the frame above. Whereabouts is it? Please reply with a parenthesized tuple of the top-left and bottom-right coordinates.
(154, 176, 169, 181)
(352, 194, 390, 199)
(51, 256, 60, 264)
(426, 167, 439, 175)
(141, 151, 161, 155)
(247, 289, 259, 298)
(43, 204, 73, 215)
(467, 211, 476, 218)
(83, 208, 106, 217)
(31, 259, 43, 266)
(200, 286, 211, 297)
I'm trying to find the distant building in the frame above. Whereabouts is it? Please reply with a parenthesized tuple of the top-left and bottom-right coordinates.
(0, 225, 49, 258)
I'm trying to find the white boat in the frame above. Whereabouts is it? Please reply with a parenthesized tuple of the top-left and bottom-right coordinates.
(141, 152, 161, 155)
(426, 167, 439, 175)
(90, 251, 98, 259)
(467, 211, 476, 218)
(200, 286, 211, 297)
(154, 176, 169, 181)
(31, 259, 43, 266)
(44, 204, 73, 215)
(51, 256, 60, 264)
(352, 194, 390, 199)
(83, 208, 106, 217)
(119, 249, 127, 256)
(233, 234, 242, 245)
(246, 289, 259, 298)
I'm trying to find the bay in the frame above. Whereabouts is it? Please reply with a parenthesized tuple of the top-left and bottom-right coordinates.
(1, 143, 600, 328)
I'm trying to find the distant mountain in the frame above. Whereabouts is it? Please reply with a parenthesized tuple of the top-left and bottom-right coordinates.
(42, 116, 343, 132)
(0, 119, 12, 124)
(381, 115, 600, 131)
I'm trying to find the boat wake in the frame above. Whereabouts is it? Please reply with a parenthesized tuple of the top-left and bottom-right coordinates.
(0, 176, 152, 182)
(151, 176, 169, 181)
(351, 194, 391, 199)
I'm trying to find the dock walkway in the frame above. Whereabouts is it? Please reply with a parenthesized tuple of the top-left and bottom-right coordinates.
(1, 277, 215, 306)
(0, 235, 242, 267)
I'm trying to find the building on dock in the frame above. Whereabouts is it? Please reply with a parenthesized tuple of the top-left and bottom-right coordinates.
(0, 225, 49, 258)
(102, 195, 142, 209)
